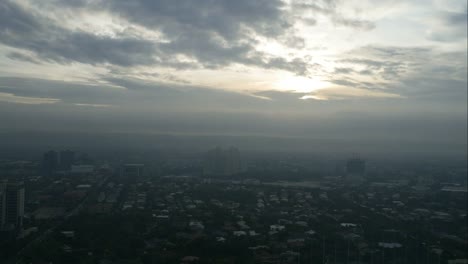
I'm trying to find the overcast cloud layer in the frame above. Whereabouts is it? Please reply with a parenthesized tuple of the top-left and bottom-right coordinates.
(0, 0, 466, 155)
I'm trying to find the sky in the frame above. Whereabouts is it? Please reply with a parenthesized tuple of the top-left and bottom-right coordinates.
(0, 0, 466, 155)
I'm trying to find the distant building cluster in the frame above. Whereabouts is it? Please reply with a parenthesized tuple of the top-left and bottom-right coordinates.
(42, 150, 95, 176)
(203, 147, 241, 176)
(42, 150, 75, 173)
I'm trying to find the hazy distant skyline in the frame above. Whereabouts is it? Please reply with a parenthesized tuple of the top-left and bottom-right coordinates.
(0, 0, 466, 155)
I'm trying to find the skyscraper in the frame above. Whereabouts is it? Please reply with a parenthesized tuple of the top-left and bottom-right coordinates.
(0, 181, 25, 231)
(59, 150, 75, 170)
(42, 150, 58, 175)
(346, 158, 365, 175)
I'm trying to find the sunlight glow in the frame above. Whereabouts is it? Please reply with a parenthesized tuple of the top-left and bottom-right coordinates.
(273, 76, 329, 93)
(300, 95, 328, 100)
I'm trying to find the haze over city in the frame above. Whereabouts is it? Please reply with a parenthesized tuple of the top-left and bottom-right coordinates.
(0, 1, 467, 264)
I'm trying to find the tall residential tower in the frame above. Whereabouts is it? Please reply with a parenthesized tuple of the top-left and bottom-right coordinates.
(0, 181, 25, 231)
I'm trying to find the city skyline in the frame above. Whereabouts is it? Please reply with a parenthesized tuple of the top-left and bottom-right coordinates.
(0, 1, 467, 262)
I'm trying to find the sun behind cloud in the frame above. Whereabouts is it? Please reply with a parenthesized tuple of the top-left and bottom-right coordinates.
(273, 75, 329, 94)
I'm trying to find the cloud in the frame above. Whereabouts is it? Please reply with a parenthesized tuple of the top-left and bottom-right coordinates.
(327, 45, 467, 103)
(0, 0, 317, 76)
(332, 17, 375, 30)
(0, 77, 123, 105)
(0, 92, 60, 104)
(334, 46, 433, 83)
(252, 90, 308, 101)
(292, 0, 376, 30)
(0, 76, 267, 112)
(0, 0, 466, 108)
(104, 0, 289, 40)
(0, 1, 41, 33)
(6, 51, 41, 64)
(0, 1, 158, 66)
(427, 8, 467, 42)
(301, 86, 403, 100)
(73, 103, 113, 108)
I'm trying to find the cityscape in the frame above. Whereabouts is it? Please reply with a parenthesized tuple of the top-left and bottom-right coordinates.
(0, 148, 466, 263)
(0, 0, 467, 263)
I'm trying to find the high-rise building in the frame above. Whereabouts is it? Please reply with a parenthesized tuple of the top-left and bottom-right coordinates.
(59, 150, 75, 170)
(225, 147, 241, 175)
(203, 147, 241, 176)
(0, 181, 25, 231)
(42, 150, 58, 175)
(346, 158, 365, 175)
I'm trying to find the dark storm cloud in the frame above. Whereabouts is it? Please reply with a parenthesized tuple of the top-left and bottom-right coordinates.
(157, 29, 254, 69)
(0, 1, 40, 33)
(0, 0, 315, 75)
(105, 0, 289, 40)
(102, 0, 313, 73)
(32, 32, 157, 66)
(0, 1, 157, 66)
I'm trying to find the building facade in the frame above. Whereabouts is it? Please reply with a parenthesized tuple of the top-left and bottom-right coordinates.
(0, 181, 25, 231)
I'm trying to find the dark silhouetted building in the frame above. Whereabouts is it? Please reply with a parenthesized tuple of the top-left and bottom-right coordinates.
(59, 150, 75, 170)
(0, 181, 25, 231)
(203, 147, 241, 176)
(42, 150, 58, 175)
(346, 158, 365, 175)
